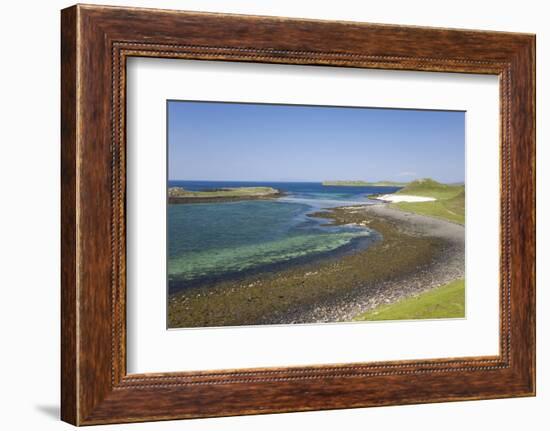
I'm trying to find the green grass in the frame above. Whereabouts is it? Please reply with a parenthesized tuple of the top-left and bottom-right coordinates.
(393, 191, 465, 224)
(168, 186, 280, 198)
(395, 178, 464, 199)
(391, 179, 465, 224)
(354, 279, 465, 321)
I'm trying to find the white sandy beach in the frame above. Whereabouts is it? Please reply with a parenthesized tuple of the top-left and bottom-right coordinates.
(375, 194, 436, 203)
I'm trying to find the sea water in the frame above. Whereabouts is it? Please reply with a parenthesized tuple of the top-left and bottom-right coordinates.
(168, 181, 401, 292)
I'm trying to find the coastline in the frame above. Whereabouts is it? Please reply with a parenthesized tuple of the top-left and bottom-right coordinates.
(168, 203, 465, 328)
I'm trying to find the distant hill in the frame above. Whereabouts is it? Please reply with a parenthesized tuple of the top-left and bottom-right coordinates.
(322, 180, 407, 187)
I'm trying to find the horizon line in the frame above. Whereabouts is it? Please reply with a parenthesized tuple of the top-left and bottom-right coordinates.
(168, 178, 465, 184)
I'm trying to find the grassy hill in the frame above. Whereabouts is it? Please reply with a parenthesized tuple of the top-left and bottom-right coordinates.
(391, 179, 465, 224)
(395, 178, 463, 199)
(354, 279, 465, 321)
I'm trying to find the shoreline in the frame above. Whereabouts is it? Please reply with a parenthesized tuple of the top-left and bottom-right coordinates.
(167, 203, 464, 328)
(168, 232, 381, 295)
(290, 204, 465, 323)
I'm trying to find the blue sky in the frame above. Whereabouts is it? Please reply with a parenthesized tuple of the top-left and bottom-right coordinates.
(168, 101, 465, 183)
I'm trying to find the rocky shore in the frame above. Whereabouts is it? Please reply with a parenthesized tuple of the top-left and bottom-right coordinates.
(287, 204, 465, 323)
(167, 203, 465, 328)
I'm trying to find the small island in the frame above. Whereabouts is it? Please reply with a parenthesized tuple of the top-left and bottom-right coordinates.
(322, 180, 408, 187)
(168, 186, 283, 204)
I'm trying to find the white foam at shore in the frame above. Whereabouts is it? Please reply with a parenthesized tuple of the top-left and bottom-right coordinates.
(375, 194, 436, 203)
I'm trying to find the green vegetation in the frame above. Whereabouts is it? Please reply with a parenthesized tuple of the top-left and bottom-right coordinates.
(323, 180, 408, 187)
(354, 279, 465, 321)
(391, 179, 465, 224)
(168, 186, 282, 203)
(395, 178, 462, 199)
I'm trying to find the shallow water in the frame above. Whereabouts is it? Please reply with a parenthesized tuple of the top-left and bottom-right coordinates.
(168, 181, 401, 291)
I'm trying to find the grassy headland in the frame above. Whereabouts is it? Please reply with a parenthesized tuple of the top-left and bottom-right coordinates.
(323, 180, 407, 187)
(395, 178, 463, 199)
(168, 186, 283, 203)
(354, 278, 465, 321)
(388, 179, 465, 225)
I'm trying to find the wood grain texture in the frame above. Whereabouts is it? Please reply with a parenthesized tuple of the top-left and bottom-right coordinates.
(60, 5, 78, 425)
(60, 4, 536, 425)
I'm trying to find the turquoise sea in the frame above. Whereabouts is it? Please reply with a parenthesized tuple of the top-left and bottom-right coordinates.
(168, 181, 401, 293)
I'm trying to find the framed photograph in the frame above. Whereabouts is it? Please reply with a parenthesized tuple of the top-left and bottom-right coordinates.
(61, 4, 535, 425)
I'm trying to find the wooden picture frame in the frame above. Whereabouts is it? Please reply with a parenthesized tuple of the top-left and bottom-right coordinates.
(61, 4, 535, 425)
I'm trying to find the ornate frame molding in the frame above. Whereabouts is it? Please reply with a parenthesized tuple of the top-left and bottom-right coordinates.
(61, 5, 535, 425)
